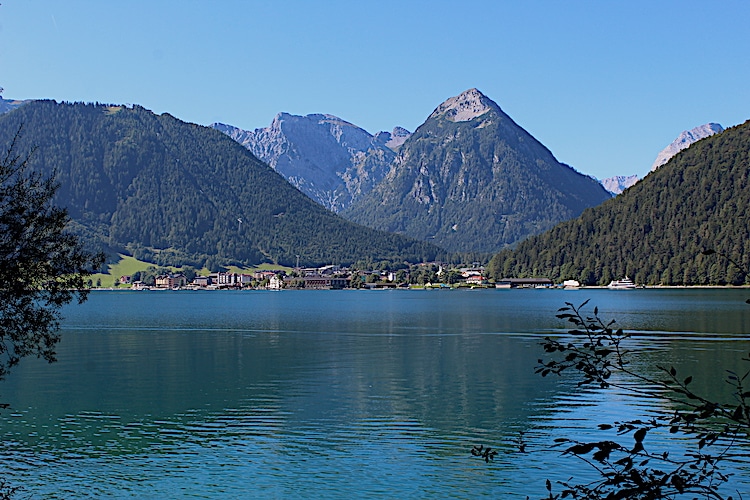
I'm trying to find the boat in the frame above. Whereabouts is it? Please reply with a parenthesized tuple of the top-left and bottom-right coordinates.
(607, 276, 636, 289)
(563, 279, 581, 289)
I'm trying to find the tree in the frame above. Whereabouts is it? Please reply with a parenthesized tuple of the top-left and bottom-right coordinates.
(0, 127, 102, 381)
(181, 266, 197, 283)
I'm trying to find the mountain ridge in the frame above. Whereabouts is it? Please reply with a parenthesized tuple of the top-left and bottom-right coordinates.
(0, 100, 440, 268)
(488, 120, 749, 285)
(0, 96, 31, 115)
(600, 174, 639, 194)
(342, 89, 612, 253)
(212, 114, 409, 212)
(651, 122, 724, 171)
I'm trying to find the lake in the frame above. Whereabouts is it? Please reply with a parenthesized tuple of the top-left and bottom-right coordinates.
(1, 288, 749, 498)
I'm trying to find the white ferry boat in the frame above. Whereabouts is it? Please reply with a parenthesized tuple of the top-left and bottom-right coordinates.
(607, 276, 636, 289)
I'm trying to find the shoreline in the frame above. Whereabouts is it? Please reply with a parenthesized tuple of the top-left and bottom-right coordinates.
(88, 284, 750, 291)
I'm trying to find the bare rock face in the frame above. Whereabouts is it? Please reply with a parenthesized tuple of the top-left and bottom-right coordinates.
(374, 126, 412, 150)
(600, 175, 639, 195)
(213, 115, 408, 212)
(428, 88, 492, 122)
(0, 96, 30, 115)
(342, 88, 612, 253)
(598, 122, 724, 194)
(650, 123, 724, 171)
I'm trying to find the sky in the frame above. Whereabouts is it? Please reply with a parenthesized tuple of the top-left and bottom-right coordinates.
(1, 0, 748, 180)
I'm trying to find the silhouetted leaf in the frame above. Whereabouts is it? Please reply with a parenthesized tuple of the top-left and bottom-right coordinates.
(633, 428, 647, 443)
(566, 443, 595, 455)
(733, 405, 743, 420)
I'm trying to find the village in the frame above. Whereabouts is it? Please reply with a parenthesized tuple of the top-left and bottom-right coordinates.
(116, 264, 561, 291)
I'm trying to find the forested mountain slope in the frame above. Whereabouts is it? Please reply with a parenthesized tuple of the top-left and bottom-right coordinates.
(487, 120, 750, 285)
(0, 100, 440, 268)
(342, 89, 612, 253)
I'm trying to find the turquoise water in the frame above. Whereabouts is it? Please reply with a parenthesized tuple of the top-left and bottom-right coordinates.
(1, 288, 749, 498)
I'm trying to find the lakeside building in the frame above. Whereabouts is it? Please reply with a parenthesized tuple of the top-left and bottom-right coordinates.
(155, 274, 187, 289)
(495, 278, 553, 289)
(303, 274, 348, 289)
(268, 275, 284, 290)
(192, 275, 212, 287)
(132, 280, 148, 290)
(465, 275, 488, 286)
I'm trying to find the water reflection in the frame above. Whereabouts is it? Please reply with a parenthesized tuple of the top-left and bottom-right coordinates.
(0, 289, 749, 498)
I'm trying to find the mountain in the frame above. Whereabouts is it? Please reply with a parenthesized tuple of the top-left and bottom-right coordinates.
(212, 115, 407, 212)
(0, 100, 440, 268)
(650, 123, 724, 171)
(487, 120, 749, 286)
(374, 126, 412, 150)
(0, 96, 30, 115)
(600, 174, 639, 195)
(598, 123, 725, 194)
(341, 89, 612, 253)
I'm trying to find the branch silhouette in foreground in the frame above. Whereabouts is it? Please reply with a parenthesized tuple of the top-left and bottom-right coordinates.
(535, 300, 750, 499)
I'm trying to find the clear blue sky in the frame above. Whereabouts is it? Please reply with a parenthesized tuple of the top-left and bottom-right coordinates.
(1, 1, 748, 179)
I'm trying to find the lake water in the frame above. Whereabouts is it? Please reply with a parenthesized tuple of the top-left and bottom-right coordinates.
(1, 288, 749, 498)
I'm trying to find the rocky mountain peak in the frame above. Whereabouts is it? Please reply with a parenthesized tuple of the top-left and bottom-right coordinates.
(428, 88, 494, 122)
(212, 113, 396, 212)
(344, 89, 611, 253)
(374, 126, 412, 150)
(650, 123, 724, 171)
(600, 175, 639, 195)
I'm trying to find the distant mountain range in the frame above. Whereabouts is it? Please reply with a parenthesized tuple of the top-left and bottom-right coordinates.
(2, 91, 736, 268)
(212, 115, 409, 212)
(600, 175, 639, 195)
(342, 89, 612, 253)
(596, 122, 724, 195)
(650, 122, 724, 171)
(213, 89, 612, 254)
(488, 120, 748, 286)
(0, 100, 439, 268)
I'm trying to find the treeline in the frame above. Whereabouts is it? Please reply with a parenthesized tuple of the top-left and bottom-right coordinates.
(487, 120, 750, 285)
(0, 101, 441, 268)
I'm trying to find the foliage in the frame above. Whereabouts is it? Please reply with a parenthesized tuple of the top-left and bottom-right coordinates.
(409, 264, 439, 285)
(535, 300, 750, 499)
(471, 445, 498, 463)
(488, 121, 750, 285)
(0, 127, 102, 380)
(343, 98, 610, 253)
(0, 479, 19, 500)
(0, 100, 440, 268)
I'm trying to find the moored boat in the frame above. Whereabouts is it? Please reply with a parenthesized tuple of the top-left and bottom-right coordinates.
(607, 276, 636, 289)
(563, 279, 581, 289)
